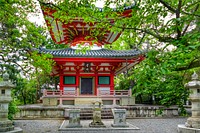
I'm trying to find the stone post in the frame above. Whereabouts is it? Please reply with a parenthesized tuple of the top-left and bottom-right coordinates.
(185, 72, 200, 128)
(112, 109, 129, 127)
(76, 87, 79, 96)
(66, 109, 82, 128)
(0, 72, 22, 132)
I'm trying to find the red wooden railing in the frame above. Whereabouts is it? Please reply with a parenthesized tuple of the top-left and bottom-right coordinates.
(43, 89, 132, 97)
(98, 90, 131, 97)
(43, 90, 78, 97)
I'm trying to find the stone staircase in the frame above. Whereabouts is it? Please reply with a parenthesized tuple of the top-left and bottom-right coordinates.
(80, 108, 113, 120)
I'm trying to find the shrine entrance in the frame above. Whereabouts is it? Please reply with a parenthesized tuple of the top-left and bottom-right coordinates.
(80, 77, 94, 95)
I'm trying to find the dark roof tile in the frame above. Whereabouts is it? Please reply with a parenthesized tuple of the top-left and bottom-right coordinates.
(37, 48, 143, 58)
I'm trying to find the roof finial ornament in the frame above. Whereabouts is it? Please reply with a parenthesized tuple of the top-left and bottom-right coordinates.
(3, 72, 9, 81)
(192, 71, 198, 80)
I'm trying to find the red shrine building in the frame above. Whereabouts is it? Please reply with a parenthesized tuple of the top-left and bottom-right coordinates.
(39, 2, 145, 106)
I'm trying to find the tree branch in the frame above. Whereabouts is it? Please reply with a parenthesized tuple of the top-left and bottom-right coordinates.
(159, 0, 176, 13)
(176, 0, 182, 39)
(182, 22, 191, 36)
(137, 33, 146, 46)
(181, 11, 200, 17)
(182, 3, 199, 36)
(175, 58, 200, 71)
(116, 26, 174, 43)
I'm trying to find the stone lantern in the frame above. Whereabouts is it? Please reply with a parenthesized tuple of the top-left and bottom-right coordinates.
(89, 101, 105, 127)
(0, 72, 22, 132)
(185, 72, 200, 128)
(178, 72, 200, 133)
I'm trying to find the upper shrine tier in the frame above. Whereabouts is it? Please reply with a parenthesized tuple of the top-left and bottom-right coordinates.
(40, 2, 135, 47)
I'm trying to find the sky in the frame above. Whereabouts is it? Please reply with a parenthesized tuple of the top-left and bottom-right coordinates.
(28, 0, 45, 26)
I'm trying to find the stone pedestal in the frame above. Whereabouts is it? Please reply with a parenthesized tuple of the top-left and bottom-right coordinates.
(112, 109, 129, 127)
(178, 124, 200, 133)
(66, 109, 82, 128)
(178, 72, 200, 132)
(89, 101, 106, 127)
(0, 120, 14, 132)
(0, 72, 22, 133)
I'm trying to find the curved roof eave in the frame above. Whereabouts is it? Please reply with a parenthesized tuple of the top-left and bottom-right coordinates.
(36, 47, 144, 58)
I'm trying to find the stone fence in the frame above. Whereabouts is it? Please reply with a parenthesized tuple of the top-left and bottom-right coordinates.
(14, 105, 179, 119)
(116, 106, 179, 118)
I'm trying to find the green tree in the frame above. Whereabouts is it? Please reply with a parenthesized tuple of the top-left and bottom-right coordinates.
(13, 76, 37, 105)
(0, 1, 59, 103)
(28, 52, 55, 102)
(0, 0, 55, 75)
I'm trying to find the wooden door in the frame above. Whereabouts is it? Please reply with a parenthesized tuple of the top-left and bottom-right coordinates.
(80, 77, 93, 95)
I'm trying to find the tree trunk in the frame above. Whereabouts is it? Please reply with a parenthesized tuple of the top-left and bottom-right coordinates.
(21, 91, 26, 105)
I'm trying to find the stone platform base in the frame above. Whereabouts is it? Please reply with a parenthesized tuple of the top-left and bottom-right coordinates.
(89, 122, 106, 128)
(0, 120, 14, 132)
(75, 98, 102, 105)
(59, 119, 139, 132)
(15, 104, 179, 119)
(111, 124, 129, 127)
(177, 124, 200, 133)
(3, 127, 23, 133)
(66, 124, 82, 128)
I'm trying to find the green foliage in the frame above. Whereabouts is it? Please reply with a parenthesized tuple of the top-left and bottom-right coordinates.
(12, 76, 37, 105)
(27, 52, 55, 102)
(129, 49, 190, 111)
(155, 109, 164, 116)
(115, 74, 131, 90)
(0, 0, 57, 104)
(8, 100, 18, 120)
(30, 52, 54, 75)
(101, 0, 199, 113)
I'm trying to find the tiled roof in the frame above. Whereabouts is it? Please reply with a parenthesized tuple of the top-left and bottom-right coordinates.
(37, 48, 142, 58)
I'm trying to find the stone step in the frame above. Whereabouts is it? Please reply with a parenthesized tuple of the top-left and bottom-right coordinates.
(79, 108, 113, 119)
(80, 116, 113, 120)
(80, 114, 113, 119)
(80, 113, 113, 116)
(64, 107, 114, 119)
(80, 110, 112, 114)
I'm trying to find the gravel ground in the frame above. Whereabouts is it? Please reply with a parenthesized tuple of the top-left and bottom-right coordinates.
(14, 118, 186, 133)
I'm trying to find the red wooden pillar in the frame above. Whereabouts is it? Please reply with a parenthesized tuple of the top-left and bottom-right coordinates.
(60, 74, 64, 91)
(95, 72, 98, 95)
(94, 62, 100, 96)
(57, 63, 65, 92)
(76, 71, 80, 95)
(110, 72, 114, 91)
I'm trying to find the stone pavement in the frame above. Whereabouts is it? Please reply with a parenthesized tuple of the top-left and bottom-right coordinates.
(14, 118, 187, 133)
(59, 119, 139, 132)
